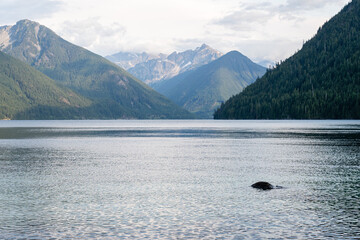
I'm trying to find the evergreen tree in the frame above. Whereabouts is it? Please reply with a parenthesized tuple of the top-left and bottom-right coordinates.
(214, 0, 360, 119)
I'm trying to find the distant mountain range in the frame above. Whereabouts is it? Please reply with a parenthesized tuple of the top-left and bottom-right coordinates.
(0, 20, 193, 119)
(105, 52, 162, 70)
(106, 44, 223, 85)
(214, 0, 360, 119)
(2, 0, 355, 121)
(106, 44, 266, 118)
(154, 51, 266, 118)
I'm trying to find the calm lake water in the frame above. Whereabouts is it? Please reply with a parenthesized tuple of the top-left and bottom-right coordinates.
(0, 120, 359, 239)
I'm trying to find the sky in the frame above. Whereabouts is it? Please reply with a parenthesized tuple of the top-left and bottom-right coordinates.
(0, 0, 350, 63)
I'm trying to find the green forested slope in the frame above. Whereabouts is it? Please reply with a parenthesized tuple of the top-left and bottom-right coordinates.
(0, 51, 91, 119)
(214, 0, 360, 119)
(154, 51, 265, 118)
(0, 20, 192, 119)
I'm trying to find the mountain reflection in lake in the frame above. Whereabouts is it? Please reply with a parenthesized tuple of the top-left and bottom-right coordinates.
(0, 120, 359, 239)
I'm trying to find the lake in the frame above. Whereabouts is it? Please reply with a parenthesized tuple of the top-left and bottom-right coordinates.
(0, 120, 359, 239)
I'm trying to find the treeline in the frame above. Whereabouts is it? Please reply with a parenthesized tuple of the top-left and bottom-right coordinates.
(214, 0, 360, 119)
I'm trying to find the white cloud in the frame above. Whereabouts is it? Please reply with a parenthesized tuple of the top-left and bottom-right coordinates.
(58, 18, 126, 55)
(0, 0, 63, 24)
(280, 0, 350, 12)
(211, 0, 350, 61)
(215, 0, 350, 31)
(0, 0, 351, 62)
(215, 10, 273, 32)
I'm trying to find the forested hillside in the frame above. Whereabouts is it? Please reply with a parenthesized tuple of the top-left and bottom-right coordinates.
(0, 51, 91, 119)
(155, 51, 265, 118)
(0, 20, 193, 119)
(214, 0, 360, 119)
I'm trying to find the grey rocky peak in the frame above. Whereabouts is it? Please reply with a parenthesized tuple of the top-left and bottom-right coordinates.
(0, 19, 55, 66)
(0, 25, 12, 49)
(166, 43, 222, 71)
(0, 19, 193, 119)
(153, 50, 266, 118)
(107, 44, 223, 85)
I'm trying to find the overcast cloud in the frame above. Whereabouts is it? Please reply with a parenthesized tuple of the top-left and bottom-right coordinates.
(60, 18, 127, 55)
(215, 0, 350, 30)
(0, 0, 62, 24)
(0, 0, 350, 63)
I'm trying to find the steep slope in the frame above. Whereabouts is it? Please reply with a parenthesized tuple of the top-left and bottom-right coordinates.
(214, 0, 360, 119)
(125, 44, 223, 85)
(0, 20, 193, 119)
(154, 51, 266, 118)
(0, 51, 91, 119)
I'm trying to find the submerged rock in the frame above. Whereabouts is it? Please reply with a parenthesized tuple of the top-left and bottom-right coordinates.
(251, 181, 274, 190)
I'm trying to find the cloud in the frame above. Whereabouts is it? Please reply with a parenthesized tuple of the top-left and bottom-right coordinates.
(235, 38, 303, 63)
(280, 0, 348, 12)
(214, 0, 349, 31)
(215, 7, 273, 31)
(207, 0, 350, 62)
(0, 0, 349, 62)
(0, 0, 63, 24)
(58, 18, 127, 55)
(172, 38, 212, 52)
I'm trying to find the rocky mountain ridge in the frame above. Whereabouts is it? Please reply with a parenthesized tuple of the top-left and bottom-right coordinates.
(154, 50, 266, 118)
(0, 19, 193, 119)
(107, 44, 223, 85)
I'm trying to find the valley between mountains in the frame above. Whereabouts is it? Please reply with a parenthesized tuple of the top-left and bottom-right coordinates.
(1, 0, 359, 120)
(0, 20, 265, 119)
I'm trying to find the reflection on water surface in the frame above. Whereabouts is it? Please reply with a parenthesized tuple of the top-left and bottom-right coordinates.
(0, 120, 359, 239)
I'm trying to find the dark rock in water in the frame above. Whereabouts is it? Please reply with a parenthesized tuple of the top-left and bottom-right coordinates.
(251, 181, 274, 190)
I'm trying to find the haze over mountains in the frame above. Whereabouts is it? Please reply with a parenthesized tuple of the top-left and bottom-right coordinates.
(215, 0, 360, 119)
(106, 44, 265, 118)
(154, 51, 266, 118)
(0, 19, 263, 120)
(107, 44, 223, 85)
(105, 52, 161, 70)
(0, 0, 357, 120)
(0, 19, 193, 119)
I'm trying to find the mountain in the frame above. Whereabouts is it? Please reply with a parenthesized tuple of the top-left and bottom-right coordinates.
(0, 51, 91, 119)
(105, 52, 160, 70)
(0, 19, 193, 119)
(214, 0, 360, 119)
(121, 44, 223, 85)
(154, 51, 266, 118)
